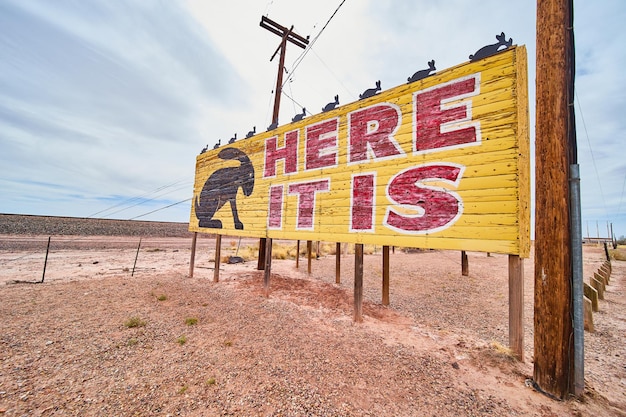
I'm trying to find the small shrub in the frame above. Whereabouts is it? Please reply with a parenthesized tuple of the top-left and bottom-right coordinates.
(124, 317, 146, 328)
(206, 377, 216, 385)
(224, 340, 233, 347)
(177, 335, 187, 345)
(127, 338, 138, 346)
(157, 294, 167, 301)
(185, 317, 198, 326)
(178, 385, 188, 394)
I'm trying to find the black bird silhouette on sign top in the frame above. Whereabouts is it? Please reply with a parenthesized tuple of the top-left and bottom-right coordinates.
(195, 147, 255, 230)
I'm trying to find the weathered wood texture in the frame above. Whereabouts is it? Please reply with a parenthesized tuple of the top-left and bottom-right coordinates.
(336, 242, 341, 284)
(188, 232, 197, 278)
(190, 48, 530, 256)
(354, 244, 364, 323)
(213, 234, 221, 283)
(382, 246, 390, 306)
(583, 282, 598, 312)
(508, 255, 524, 361)
(534, 0, 574, 399)
(461, 251, 469, 276)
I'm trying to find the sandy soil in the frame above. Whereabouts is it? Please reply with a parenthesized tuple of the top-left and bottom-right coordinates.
(0, 220, 625, 416)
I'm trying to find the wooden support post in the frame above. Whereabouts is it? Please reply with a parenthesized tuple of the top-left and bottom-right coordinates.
(335, 242, 341, 284)
(213, 234, 221, 283)
(354, 243, 364, 323)
(189, 232, 198, 278)
(590, 276, 604, 300)
(593, 272, 606, 292)
(583, 282, 598, 312)
(296, 240, 300, 268)
(41, 236, 51, 283)
(257, 238, 266, 270)
(508, 255, 524, 361)
(131, 238, 142, 277)
(461, 250, 469, 276)
(264, 238, 273, 297)
(382, 246, 390, 306)
(534, 0, 575, 399)
(307, 240, 312, 274)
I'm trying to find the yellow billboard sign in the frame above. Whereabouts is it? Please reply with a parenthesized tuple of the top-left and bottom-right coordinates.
(190, 46, 530, 256)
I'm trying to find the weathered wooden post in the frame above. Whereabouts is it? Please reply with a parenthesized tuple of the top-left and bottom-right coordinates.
(336, 242, 341, 284)
(354, 243, 364, 322)
(295, 240, 300, 268)
(213, 234, 221, 283)
(307, 240, 313, 274)
(189, 232, 198, 278)
(509, 255, 524, 361)
(534, 0, 577, 398)
(382, 246, 390, 306)
(461, 250, 469, 276)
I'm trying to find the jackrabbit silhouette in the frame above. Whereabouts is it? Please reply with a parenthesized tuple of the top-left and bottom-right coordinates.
(246, 126, 256, 138)
(322, 95, 339, 112)
(267, 121, 278, 131)
(408, 60, 436, 83)
(228, 133, 237, 144)
(469, 32, 513, 62)
(359, 80, 381, 100)
(292, 108, 306, 122)
(213, 139, 221, 150)
(200, 144, 208, 154)
(195, 147, 255, 230)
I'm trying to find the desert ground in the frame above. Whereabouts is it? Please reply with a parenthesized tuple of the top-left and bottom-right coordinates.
(0, 214, 624, 416)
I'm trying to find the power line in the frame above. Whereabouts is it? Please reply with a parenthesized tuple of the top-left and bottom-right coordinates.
(283, 0, 347, 89)
(128, 197, 192, 221)
(86, 178, 190, 219)
(575, 90, 608, 216)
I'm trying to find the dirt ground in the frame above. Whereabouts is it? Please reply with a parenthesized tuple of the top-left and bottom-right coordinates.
(0, 228, 625, 416)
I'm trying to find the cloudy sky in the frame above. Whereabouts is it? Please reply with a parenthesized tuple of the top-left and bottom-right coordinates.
(1, 0, 624, 238)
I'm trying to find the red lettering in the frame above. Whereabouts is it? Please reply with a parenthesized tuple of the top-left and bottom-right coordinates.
(384, 163, 464, 234)
(305, 119, 338, 171)
(350, 173, 375, 232)
(288, 179, 330, 230)
(264, 130, 299, 178)
(414, 74, 480, 153)
(268, 185, 284, 229)
(348, 104, 404, 163)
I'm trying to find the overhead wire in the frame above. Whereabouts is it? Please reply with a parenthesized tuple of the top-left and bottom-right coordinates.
(575, 90, 609, 217)
(283, 0, 347, 89)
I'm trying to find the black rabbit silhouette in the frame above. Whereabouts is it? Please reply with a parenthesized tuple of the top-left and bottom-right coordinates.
(228, 133, 237, 144)
(200, 144, 208, 154)
(213, 139, 221, 150)
(292, 108, 306, 122)
(407, 60, 436, 83)
(267, 121, 278, 131)
(359, 80, 381, 100)
(195, 147, 255, 230)
(322, 95, 339, 112)
(246, 126, 256, 138)
(469, 32, 513, 62)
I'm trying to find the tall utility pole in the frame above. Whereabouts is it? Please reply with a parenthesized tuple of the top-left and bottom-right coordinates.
(257, 16, 309, 271)
(535, 0, 581, 398)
